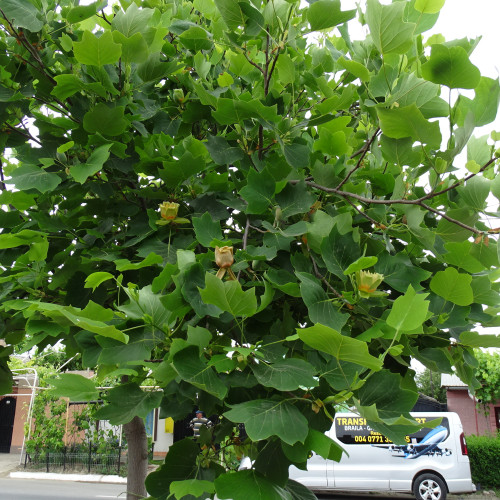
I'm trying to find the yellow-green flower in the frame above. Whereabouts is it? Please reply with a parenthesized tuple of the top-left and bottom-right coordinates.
(356, 270, 385, 298)
(215, 246, 234, 269)
(159, 201, 179, 220)
(215, 246, 236, 280)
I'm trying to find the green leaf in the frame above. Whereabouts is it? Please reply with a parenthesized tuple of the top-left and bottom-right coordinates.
(443, 242, 485, 273)
(387, 285, 430, 332)
(73, 30, 122, 66)
(159, 151, 206, 187)
(355, 370, 420, 443)
(115, 253, 163, 271)
(85, 272, 114, 291)
(192, 212, 223, 247)
(70, 144, 111, 183)
(146, 439, 199, 498)
(298, 324, 383, 371)
(215, 470, 292, 500)
(376, 104, 442, 148)
(179, 26, 213, 51)
(111, 3, 154, 36)
(66, 3, 100, 23)
(275, 54, 295, 86)
(321, 226, 361, 281)
(94, 383, 162, 425)
(9, 165, 62, 194)
(83, 104, 128, 137)
(307, 0, 356, 32)
(212, 98, 279, 125)
(276, 181, 315, 218)
(214, 0, 246, 30)
(33, 302, 128, 343)
(224, 400, 308, 445)
(414, 0, 445, 14)
(170, 479, 215, 499)
(366, 0, 416, 55)
(296, 272, 349, 332)
(337, 57, 370, 82)
(1, 0, 43, 32)
(343, 256, 378, 275)
(172, 345, 228, 399)
(430, 267, 474, 306)
(240, 167, 276, 214)
(375, 252, 431, 293)
(421, 44, 481, 89)
(199, 273, 257, 317)
(0, 230, 45, 249)
(48, 374, 98, 401)
(112, 32, 149, 64)
(205, 135, 244, 165)
(252, 359, 318, 391)
(459, 176, 490, 211)
(459, 331, 500, 348)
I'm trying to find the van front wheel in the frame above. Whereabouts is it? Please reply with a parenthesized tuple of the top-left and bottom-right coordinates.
(413, 474, 447, 500)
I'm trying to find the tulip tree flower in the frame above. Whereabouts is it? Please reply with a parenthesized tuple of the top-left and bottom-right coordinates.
(215, 246, 236, 280)
(355, 270, 386, 298)
(156, 202, 190, 225)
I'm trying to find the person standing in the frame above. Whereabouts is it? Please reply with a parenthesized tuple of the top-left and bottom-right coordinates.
(189, 410, 213, 438)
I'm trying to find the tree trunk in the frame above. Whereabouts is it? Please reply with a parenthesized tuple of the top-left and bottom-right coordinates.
(123, 415, 149, 500)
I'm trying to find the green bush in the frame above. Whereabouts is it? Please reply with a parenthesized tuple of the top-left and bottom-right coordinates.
(466, 433, 500, 489)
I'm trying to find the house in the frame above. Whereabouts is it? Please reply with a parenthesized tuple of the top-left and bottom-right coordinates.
(441, 373, 500, 435)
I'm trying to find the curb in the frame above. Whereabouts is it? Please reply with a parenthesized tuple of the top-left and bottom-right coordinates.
(10, 471, 127, 484)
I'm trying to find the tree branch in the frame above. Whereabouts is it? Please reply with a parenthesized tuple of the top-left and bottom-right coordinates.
(5, 123, 43, 146)
(289, 156, 498, 236)
(336, 127, 380, 190)
(308, 249, 344, 300)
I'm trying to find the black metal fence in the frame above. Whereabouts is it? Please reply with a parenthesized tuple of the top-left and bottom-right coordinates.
(24, 443, 127, 476)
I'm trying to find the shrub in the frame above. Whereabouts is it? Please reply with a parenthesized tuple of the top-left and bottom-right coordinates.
(466, 433, 500, 489)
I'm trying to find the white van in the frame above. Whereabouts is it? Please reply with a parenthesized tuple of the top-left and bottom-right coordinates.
(289, 412, 475, 500)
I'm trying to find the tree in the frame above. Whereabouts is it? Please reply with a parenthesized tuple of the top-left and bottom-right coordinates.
(473, 350, 500, 407)
(415, 369, 446, 403)
(0, 0, 499, 498)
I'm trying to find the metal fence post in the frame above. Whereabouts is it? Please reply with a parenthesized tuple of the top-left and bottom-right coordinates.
(63, 446, 66, 471)
(117, 445, 121, 476)
(46, 451, 49, 473)
(88, 442, 92, 474)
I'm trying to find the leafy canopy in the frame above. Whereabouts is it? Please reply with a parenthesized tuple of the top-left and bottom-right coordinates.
(0, 0, 499, 497)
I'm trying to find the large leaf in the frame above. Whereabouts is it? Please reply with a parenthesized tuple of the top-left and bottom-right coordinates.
(422, 44, 481, 89)
(321, 226, 360, 281)
(387, 285, 430, 333)
(199, 272, 257, 317)
(224, 399, 308, 445)
(307, 0, 356, 32)
(215, 470, 292, 500)
(70, 144, 111, 183)
(430, 267, 474, 306)
(9, 165, 62, 193)
(73, 30, 122, 66)
(240, 167, 276, 214)
(355, 370, 420, 443)
(192, 212, 223, 247)
(366, 0, 416, 55)
(83, 103, 128, 137)
(94, 383, 162, 425)
(376, 104, 442, 148)
(146, 439, 199, 499)
(214, 0, 246, 30)
(1, 0, 43, 32)
(252, 359, 318, 391)
(48, 374, 98, 401)
(298, 324, 383, 371)
(111, 2, 154, 36)
(296, 272, 349, 332)
(172, 345, 228, 399)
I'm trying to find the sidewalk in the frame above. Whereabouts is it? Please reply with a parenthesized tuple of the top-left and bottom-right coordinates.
(0, 452, 21, 477)
(0, 452, 126, 484)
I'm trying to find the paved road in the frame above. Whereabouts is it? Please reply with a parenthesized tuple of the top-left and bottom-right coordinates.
(0, 478, 126, 499)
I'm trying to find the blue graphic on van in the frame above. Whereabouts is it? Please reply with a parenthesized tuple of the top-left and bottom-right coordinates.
(373, 425, 451, 459)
